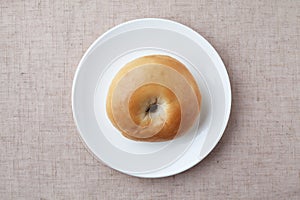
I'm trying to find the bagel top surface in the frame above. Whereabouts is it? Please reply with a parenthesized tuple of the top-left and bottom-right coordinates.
(106, 55, 201, 142)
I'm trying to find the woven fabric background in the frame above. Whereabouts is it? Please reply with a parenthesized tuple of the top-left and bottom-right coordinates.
(0, 0, 299, 199)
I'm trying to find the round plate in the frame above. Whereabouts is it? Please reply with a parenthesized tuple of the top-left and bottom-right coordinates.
(72, 18, 231, 178)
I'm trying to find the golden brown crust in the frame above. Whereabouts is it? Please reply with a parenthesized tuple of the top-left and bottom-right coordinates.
(127, 83, 181, 141)
(106, 55, 201, 142)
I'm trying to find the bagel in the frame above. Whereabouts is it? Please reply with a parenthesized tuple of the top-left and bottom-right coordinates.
(106, 55, 201, 142)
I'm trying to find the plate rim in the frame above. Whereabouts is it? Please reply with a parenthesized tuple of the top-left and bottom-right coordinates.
(72, 18, 232, 178)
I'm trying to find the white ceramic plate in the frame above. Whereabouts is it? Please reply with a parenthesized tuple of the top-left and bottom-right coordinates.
(72, 18, 231, 178)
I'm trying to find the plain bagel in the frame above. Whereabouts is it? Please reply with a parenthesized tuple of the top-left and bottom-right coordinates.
(106, 55, 201, 142)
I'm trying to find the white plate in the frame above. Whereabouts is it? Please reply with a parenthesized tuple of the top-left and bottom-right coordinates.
(72, 18, 231, 178)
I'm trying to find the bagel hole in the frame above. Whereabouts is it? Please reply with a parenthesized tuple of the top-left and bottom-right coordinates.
(146, 103, 158, 113)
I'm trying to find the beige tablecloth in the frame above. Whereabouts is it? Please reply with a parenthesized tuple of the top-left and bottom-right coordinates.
(1, 0, 299, 199)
